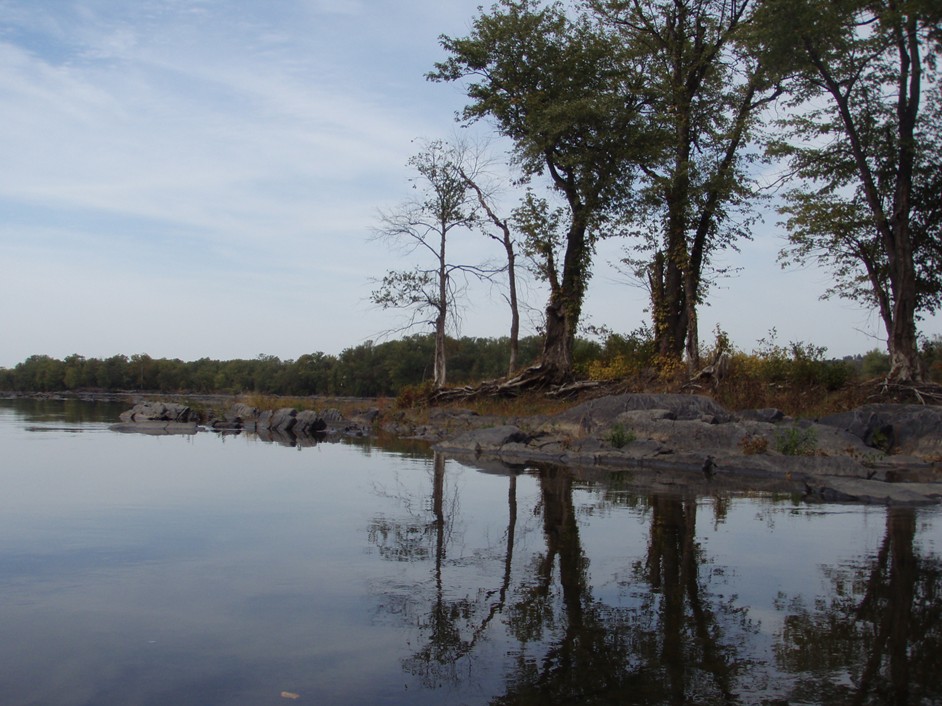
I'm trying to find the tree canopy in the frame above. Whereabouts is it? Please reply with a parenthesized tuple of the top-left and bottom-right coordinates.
(758, 0, 942, 381)
(430, 0, 654, 383)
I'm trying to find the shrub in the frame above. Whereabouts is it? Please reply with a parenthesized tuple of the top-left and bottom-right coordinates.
(738, 434, 769, 455)
(607, 423, 636, 449)
(395, 382, 434, 409)
(585, 327, 656, 381)
(775, 426, 818, 456)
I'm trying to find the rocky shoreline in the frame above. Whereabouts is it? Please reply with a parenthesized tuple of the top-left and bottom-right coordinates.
(110, 399, 379, 445)
(107, 393, 942, 506)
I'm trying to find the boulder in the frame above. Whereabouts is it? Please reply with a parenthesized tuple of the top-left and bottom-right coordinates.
(119, 402, 197, 423)
(269, 408, 297, 433)
(295, 410, 327, 435)
(548, 394, 734, 436)
(226, 403, 259, 423)
(818, 403, 942, 457)
(739, 408, 786, 424)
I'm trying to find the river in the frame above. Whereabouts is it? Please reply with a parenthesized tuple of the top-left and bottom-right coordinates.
(0, 398, 940, 705)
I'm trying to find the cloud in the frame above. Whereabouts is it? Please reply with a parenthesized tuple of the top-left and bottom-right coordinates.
(1, 0, 938, 368)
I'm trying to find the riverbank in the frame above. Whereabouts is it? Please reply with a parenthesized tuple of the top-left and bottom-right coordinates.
(8, 389, 942, 506)
(121, 391, 942, 506)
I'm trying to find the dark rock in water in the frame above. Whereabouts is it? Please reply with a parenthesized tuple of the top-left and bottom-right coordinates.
(119, 402, 196, 423)
(226, 403, 259, 423)
(321, 408, 343, 423)
(110, 421, 198, 436)
(269, 408, 297, 433)
(295, 410, 327, 435)
(436, 425, 531, 456)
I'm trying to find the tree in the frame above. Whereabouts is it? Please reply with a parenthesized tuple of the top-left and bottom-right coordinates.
(595, 0, 781, 371)
(759, 0, 942, 382)
(460, 166, 523, 376)
(371, 139, 482, 388)
(431, 0, 652, 384)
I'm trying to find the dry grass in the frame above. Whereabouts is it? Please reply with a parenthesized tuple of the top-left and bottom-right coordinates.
(238, 393, 395, 418)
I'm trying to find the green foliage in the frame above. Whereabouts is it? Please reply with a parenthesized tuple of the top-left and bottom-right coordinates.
(775, 426, 818, 456)
(0, 335, 546, 397)
(922, 335, 942, 383)
(584, 326, 657, 380)
(607, 423, 635, 449)
(395, 382, 435, 410)
(758, 0, 942, 379)
(598, 0, 777, 361)
(431, 0, 653, 377)
(858, 349, 891, 379)
(740, 329, 854, 392)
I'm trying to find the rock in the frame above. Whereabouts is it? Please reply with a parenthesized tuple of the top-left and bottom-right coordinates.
(550, 394, 734, 435)
(226, 403, 259, 423)
(118, 402, 197, 423)
(739, 408, 785, 424)
(435, 425, 531, 456)
(295, 410, 327, 435)
(355, 408, 381, 424)
(110, 421, 198, 436)
(269, 408, 297, 433)
(321, 408, 343, 423)
(818, 404, 942, 457)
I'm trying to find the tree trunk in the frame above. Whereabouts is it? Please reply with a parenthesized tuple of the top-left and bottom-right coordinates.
(537, 214, 590, 384)
(539, 298, 576, 385)
(651, 249, 688, 363)
(506, 245, 520, 376)
(461, 170, 520, 377)
(888, 294, 923, 382)
(433, 309, 447, 388)
(434, 230, 448, 388)
(684, 285, 700, 374)
(808, 10, 925, 383)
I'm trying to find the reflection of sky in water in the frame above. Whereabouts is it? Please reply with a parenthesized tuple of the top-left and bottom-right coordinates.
(0, 400, 940, 705)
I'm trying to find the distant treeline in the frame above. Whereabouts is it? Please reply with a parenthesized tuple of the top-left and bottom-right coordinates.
(3, 332, 936, 399)
(0, 335, 558, 397)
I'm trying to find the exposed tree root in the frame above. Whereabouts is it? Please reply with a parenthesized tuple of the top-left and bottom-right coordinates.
(870, 380, 942, 405)
(430, 364, 601, 404)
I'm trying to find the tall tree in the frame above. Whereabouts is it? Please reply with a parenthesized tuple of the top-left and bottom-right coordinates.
(457, 159, 523, 376)
(371, 139, 481, 388)
(594, 0, 781, 371)
(759, 0, 942, 382)
(430, 0, 651, 384)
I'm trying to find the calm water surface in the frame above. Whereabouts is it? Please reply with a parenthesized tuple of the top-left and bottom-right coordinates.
(0, 399, 940, 705)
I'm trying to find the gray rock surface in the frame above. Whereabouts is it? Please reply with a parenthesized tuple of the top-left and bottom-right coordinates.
(434, 393, 942, 506)
(818, 403, 942, 456)
(118, 402, 197, 423)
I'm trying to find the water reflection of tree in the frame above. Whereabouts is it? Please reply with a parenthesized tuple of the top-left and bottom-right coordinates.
(368, 459, 758, 703)
(497, 476, 754, 705)
(776, 507, 942, 705)
(368, 453, 521, 688)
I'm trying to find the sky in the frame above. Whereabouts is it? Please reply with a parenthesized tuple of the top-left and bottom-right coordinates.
(0, 0, 938, 369)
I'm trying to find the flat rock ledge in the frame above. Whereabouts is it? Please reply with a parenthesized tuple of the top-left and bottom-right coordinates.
(431, 394, 942, 506)
(111, 401, 377, 446)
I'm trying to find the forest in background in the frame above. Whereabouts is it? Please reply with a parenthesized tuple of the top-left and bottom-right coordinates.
(2, 331, 940, 410)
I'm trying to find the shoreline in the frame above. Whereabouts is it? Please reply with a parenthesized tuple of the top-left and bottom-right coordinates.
(7, 390, 942, 506)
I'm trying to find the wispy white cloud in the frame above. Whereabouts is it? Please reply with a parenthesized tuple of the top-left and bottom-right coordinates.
(0, 0, 937, 367)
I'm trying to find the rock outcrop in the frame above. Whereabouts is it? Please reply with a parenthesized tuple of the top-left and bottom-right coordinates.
(112, 400, 377, 445)
(432, 394, 942, 506)
(110, 402, 199, 435)
(111, 393, 942, 504)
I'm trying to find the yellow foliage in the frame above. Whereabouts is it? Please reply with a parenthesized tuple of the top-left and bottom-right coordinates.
(586, 355, 643, 381)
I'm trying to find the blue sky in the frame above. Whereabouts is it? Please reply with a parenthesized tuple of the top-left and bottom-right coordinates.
(0, 0, 937, 368)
